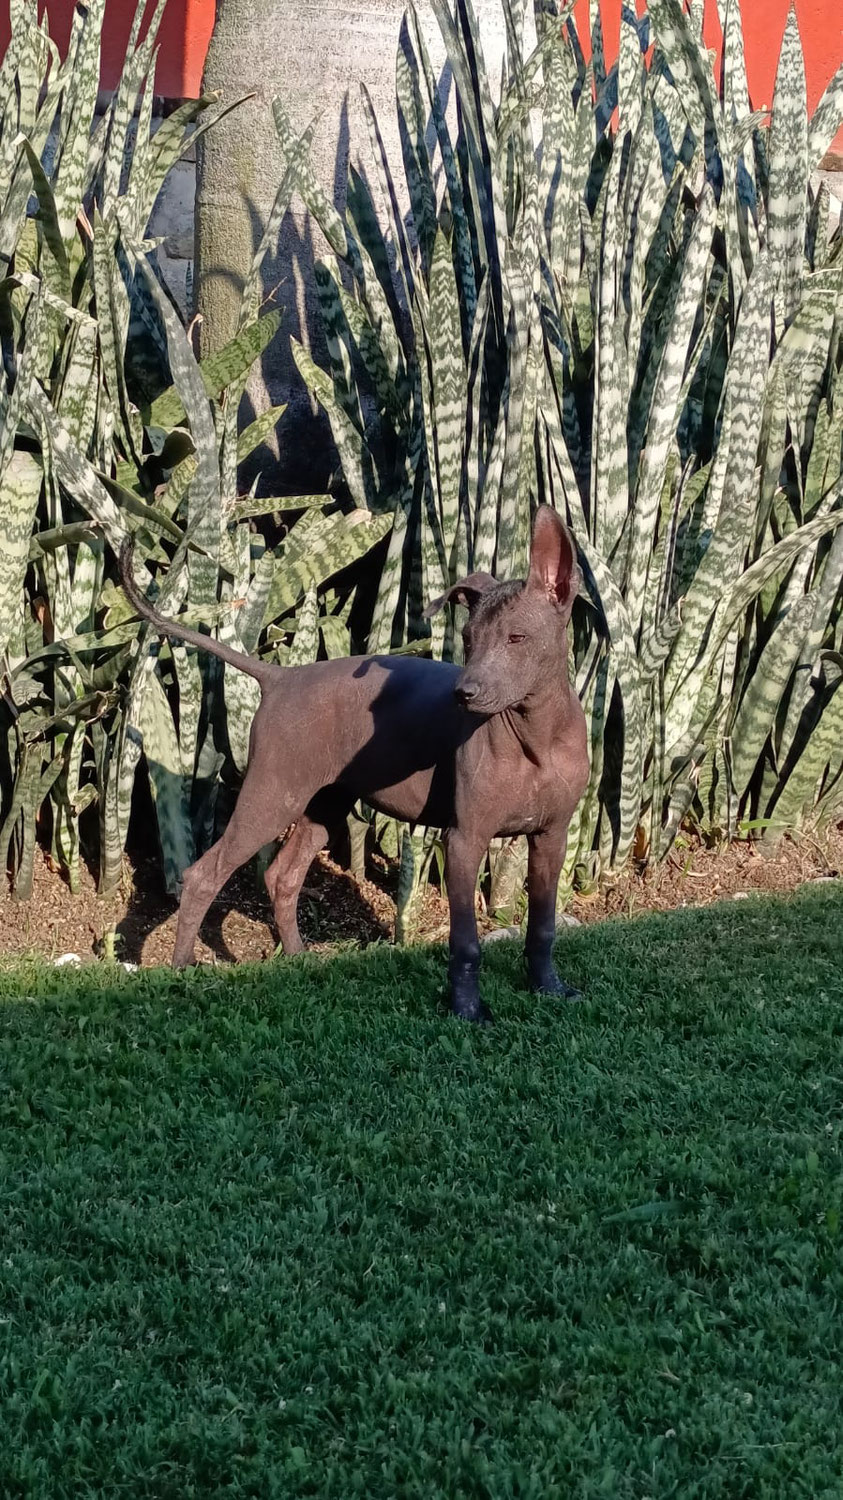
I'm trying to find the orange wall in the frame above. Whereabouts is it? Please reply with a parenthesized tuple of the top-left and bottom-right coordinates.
(0, 0, 840, 149)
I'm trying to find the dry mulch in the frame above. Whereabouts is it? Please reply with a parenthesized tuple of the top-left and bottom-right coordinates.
(0, 825, 840, 968)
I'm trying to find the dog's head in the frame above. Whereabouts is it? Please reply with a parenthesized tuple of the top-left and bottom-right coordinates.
(425, 507, 579, 715)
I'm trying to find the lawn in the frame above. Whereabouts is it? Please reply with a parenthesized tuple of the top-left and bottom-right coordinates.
(0, 884, 841, 1498)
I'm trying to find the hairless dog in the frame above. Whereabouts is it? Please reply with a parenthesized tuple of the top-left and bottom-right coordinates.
(120, 505, 589, 1022)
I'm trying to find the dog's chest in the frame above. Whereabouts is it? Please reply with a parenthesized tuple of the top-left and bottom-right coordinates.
(465, 741, 564, 837)
(492, 771, 554, 836)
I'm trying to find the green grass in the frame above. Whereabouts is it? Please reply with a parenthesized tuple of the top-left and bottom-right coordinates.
(1, 885, 842, 1499)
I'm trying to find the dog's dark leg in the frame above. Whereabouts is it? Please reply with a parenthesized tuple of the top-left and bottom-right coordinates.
(525, 827, 580, 999)
(264, 790, 354, 954)
(445, 829, 489, 1023)
(172, 776, 299, 968)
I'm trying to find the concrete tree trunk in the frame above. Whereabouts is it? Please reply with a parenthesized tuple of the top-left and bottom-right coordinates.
(194, 0, 508, 494)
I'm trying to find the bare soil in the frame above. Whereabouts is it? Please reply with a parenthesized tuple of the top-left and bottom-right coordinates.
(1, 824, 840, 968)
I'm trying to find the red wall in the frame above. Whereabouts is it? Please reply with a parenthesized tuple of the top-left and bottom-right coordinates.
(0, 0, 840, 149)
(0, 0, 215, 98)
(574, 0, 843, 152)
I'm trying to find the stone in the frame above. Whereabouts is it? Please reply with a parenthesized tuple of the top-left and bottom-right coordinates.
(481, 925, 521, 943)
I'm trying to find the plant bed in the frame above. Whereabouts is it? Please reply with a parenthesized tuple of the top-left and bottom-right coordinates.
(1, 824, 840, 968)
(0, 885, 841, 1496)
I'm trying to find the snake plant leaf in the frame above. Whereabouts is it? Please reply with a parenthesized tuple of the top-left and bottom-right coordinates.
(262, 509, 392, 626)
(338, 288, 406, 432)
(368, 499, 412, 653)
(20, 139, 71, 300)
(807, 60, 843, 170)
(591, 144, 628, 561)
(427, 228, 467, 574)
(170, 640, 203, 782)
(626, 184, 717, 638)
(778, 521, 843, 763)
(288, 584, 320, 667)
(729, 593, 816, 797)
(767, 9, 808, 325)
(127, 234, 221, 605)
(0, 450, 42, 662)
(138, 669, 194, 892)
(239, 117, 315, 327)
(358, 83, 417, 314)
(618, 4, 644, 137)
(100, 0, 168, 209)
(429, 0, 509, 302)
(721, 0, 752, 130)
(92, 210, 143, 464)
(237, 405, 288, 463)
(396, 16, 437, 277)
(290, 338, 378, 512)
(218, 609, 262, 774)
(272, 96, 350, 263)
(127, 94, 244, 234)
(50, 0, 105, 248)
(345, 163, 400, 318)
(806, 181, 831, 273)
(647, 0, 714, 142)
(147, 310, 283, 431)
(94, 471, 184, 543)
(313, 260, 362, 430)
(407, 3, 477, 330)
(26, 381, 125, 547)
(766, 680, 843, 833)
(230, 493, 331, 523)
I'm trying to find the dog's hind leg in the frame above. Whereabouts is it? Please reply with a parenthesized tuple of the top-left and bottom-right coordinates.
(172, 770, 304, 968)
(264, 789, 354, 955)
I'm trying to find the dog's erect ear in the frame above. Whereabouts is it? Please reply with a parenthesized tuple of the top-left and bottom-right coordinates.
(526, 506, 578, 611)
(424, 571, 496, 619)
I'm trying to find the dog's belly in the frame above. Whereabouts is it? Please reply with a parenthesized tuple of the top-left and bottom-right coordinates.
(358, 763, 454, 830)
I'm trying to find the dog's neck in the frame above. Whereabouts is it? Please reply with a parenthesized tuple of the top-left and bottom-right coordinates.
(499, 656, 574, 760)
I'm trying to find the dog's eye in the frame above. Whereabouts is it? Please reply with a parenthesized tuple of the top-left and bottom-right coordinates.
(508, 633, 526, 645)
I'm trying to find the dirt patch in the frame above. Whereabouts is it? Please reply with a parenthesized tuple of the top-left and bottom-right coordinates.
(569, 823, 842, 924)
(1, 825, 840, 967)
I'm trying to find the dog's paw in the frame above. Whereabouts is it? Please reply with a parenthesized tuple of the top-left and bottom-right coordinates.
(450, 997, 494, 1025)
(529, 969, 582, 1001)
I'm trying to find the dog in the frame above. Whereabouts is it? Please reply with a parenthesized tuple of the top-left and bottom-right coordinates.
(120, 505, 588, 1021)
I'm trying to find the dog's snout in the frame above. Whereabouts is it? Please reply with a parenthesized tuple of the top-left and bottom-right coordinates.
(455, 677, 481, 707)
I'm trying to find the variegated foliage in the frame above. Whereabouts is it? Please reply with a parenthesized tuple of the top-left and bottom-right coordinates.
(0, 0, 389, 899)
(282, 0, 843, 900)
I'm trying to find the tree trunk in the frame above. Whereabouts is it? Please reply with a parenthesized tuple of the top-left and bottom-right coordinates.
(194, 0, 266, 358)
(194, 0, 509, 493)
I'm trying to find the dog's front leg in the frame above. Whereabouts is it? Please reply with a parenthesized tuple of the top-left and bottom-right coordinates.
(525, 826, 581, 999)
(445, 828, 489, 1024)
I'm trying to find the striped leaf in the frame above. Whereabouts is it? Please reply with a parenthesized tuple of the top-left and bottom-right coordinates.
(128, 237, 221, 605)
(288, 585, 320, 666)
(139, 669, 194, 893)
(396, 16, 438, 276)
(807, 60, 843, 170)
(728, 593, 816, 797)
(147, 311, 283, 431)
(766, 10, 807, 325)
(427, 228, 467, 577)
(262, 510, 392, 626)
(626, 185, 717, 637)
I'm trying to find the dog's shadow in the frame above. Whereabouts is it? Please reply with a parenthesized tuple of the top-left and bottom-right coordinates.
(115, 854, 392, 967)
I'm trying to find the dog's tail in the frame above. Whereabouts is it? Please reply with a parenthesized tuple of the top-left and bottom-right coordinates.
(119, 537, 274, 684)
